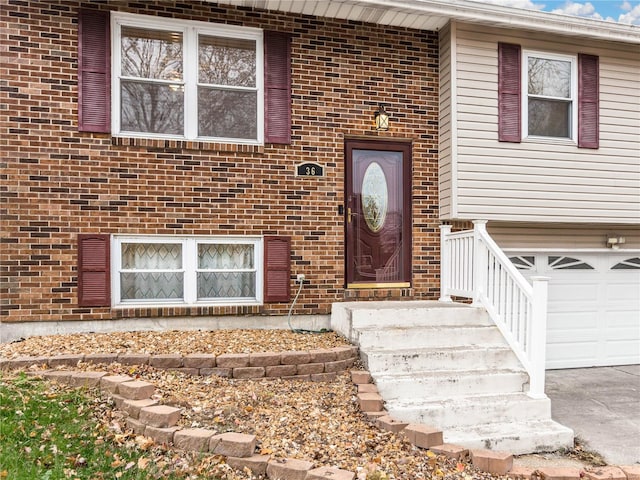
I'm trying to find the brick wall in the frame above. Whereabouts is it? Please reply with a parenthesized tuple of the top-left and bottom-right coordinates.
(0, 0, 440, 324)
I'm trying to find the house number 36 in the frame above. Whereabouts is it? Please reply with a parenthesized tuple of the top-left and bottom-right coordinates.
(296, 162, 324, 177)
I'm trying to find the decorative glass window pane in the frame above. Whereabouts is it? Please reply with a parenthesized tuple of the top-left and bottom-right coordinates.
(528, 57, 571, 97)
(199, 36, 256, 87)
(197, 243, 255, 299)
(121, 272, 184, 300)
(548, 256, 594, 270)
(509, 256, 536, 270)
(612, 257, 640, 270)
(198, 244, 254, 269)
(120, 243, 183, 301)
(361, 162, 388, 233)
(198, 88, 257, 139)
(198, 272, 256, 298)
(121, 81, 184, 134)
(121, 27, 183, 81)
(122, 243, 182, 269)
(528, 99, 571, 138)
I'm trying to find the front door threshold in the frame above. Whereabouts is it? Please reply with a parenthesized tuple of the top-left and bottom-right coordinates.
(347, 282, 411, 289)
(344, 286, 414, 301)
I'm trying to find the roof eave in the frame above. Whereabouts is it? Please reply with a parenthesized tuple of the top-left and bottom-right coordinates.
(215, 0, 640, 44)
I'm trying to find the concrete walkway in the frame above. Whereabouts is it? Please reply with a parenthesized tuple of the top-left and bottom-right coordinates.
(545, 365, 640, 465)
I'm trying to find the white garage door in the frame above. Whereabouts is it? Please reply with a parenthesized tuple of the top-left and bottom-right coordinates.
(510, 253, 640, 369)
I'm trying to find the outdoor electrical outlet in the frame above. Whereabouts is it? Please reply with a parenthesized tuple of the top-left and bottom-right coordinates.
(296, 273, 305, 283)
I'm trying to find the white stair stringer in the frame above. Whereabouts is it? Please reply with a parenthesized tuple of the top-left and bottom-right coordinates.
(330, 301, 574, 454)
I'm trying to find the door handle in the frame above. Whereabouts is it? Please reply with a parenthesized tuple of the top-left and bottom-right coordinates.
(347, 207, 353, 223)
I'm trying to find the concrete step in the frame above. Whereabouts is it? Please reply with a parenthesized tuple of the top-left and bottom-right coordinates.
(374, 369, 529, 401)
(331, 300, 574, 454)
(444, 419, 575, 455)
(385, 393, 551, 429)
(353, 325, 506, 350)
(349, 301, 490, 329)
(362, 345, 521, 374)
(330, 301, 489, 342)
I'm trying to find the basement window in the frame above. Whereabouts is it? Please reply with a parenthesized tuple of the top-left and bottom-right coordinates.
(112, 236, 263, 306)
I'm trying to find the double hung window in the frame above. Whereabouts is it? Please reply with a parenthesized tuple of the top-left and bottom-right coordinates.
(113, 236, 263, 306)
(498, 42, 598, 148)
(112, 13, 263, 143)
(524, 52, 576, 140)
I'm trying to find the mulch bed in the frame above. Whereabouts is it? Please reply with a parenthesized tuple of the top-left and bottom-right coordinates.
(1, 329, 507, 479)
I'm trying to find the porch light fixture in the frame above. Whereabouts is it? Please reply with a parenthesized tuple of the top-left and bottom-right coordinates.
(374, 104, 389, 131)
(606, 236, 625, 249)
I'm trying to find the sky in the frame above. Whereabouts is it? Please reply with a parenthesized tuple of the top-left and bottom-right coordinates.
(470, 0, 640, 25)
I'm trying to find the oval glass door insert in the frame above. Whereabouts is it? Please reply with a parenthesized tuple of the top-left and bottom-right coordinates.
(361, 162, 388, 232)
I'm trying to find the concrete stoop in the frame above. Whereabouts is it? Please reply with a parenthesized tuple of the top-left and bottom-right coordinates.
(331, 301, 574, 455)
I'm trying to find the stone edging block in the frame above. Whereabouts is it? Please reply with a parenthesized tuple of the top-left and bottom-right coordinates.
(174, 428, 214, 452)
(585, 467, 627, 480)
(266, 457, 315, 480)
(139, 405, 182, 428)
(307, 466, 356, 480)
(620, 466, 640, 480)
(376, 415, 409, 433)
(227, 455, 270, 476)
(122, 398, 159, 418)
(0, 345, 358, 380)
(71, 371, 107, 387)
(100, 375, 134, 394)
(118, 380, 156, 400)
(470, 449, 514, 475)
(210, 432, 256, 458)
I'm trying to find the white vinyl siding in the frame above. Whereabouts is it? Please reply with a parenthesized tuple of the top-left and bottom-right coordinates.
(440, 22, 640, 224)
(439, 24, 453, 218)
(488, 223, 640, 250)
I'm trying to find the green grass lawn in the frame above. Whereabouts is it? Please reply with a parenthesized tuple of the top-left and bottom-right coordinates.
(0, 373, 215, 479)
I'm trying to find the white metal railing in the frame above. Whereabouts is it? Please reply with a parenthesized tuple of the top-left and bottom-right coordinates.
(440, 220, 549, 399)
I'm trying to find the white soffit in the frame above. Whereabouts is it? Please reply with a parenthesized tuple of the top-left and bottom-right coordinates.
(215, 0, 640, 44)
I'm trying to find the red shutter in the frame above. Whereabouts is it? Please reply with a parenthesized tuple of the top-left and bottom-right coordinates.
(263, 236, 291, 303)
(498, 42, 521, 143)
(264, 31, 291, 144)
(78, 9, 111, 133)
(578, 53, 599, 149)
(78, 234, 111, 307)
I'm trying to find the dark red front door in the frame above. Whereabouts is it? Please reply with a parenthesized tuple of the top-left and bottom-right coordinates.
(345, 139, 412, 287)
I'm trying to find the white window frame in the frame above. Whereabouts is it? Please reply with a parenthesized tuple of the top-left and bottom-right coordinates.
(522, 50, 577, 142)
(111, 235, 264, 307)
(111, 12, 264, 144)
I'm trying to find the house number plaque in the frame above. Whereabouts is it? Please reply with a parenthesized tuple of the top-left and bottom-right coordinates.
(296, 162, 324, 177)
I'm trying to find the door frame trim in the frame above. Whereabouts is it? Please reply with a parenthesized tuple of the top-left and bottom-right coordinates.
(344, 138, 413, 288)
